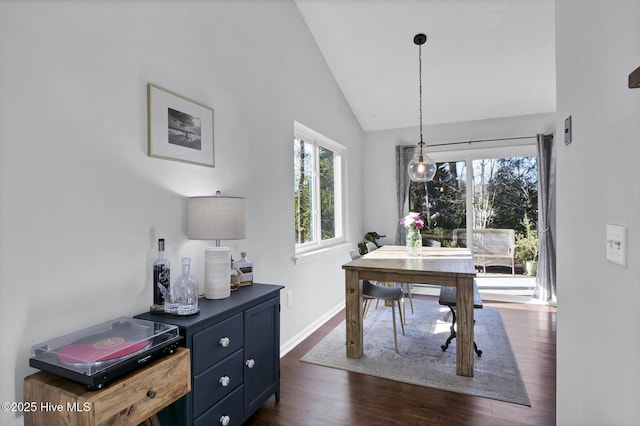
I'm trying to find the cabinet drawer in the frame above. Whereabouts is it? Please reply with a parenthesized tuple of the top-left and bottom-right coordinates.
(194, 385, 244, 426)
(193, 349, 244, 418)
(24, 348, 191, 426)
(193, 313, 243, 374)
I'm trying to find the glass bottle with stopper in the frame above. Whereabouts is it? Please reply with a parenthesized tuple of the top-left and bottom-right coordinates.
(169, 257, 199, 316)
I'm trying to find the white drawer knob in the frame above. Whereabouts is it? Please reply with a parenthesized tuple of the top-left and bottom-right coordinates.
(219, 376, 230, 387)
(246, 358, 255, 368)
(219, 415, 231, 425)
(219, 337, 230, 347)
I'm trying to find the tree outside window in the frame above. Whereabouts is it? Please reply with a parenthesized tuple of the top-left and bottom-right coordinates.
(472, 157, 537, 233)
(410, 161, 467, 246)
(294, 137, 313, 244)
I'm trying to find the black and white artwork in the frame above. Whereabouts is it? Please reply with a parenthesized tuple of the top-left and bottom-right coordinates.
(168, 108, 202, 151)
(147, 83, 214, 167)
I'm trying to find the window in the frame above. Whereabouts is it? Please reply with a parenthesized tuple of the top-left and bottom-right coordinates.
(294, 122, 344, 255)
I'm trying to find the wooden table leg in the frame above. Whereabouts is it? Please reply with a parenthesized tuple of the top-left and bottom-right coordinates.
(455, 277, 474, 377)
(345, 269, 363, 358)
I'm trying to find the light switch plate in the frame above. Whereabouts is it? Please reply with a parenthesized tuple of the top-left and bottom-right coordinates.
(606, 224, 626, 266)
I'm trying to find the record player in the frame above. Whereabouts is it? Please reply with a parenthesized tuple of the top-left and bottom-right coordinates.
(29, 317, 181, 390)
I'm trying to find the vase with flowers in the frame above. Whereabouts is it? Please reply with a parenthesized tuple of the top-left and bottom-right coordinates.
(400, 212, 424, 257)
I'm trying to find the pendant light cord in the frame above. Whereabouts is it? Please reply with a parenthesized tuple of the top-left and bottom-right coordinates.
(408, 33, 434, 183)
(418, 40, 424, 155)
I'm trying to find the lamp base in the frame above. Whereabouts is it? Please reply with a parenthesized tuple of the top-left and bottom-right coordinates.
(204, 247, 231, 299)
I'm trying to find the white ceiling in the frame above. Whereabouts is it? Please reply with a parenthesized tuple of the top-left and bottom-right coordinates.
(295, 0, 556, 132)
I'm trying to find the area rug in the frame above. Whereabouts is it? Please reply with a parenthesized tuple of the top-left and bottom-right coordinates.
(301, 297, 530, 406)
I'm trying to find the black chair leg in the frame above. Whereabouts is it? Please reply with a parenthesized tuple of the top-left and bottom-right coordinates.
(441, 307, 457, 352)
(441, 306, 482, 357)
(473, 342, 482, 357)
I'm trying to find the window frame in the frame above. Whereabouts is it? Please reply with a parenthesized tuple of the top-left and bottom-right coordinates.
(293, 121, 346, 260)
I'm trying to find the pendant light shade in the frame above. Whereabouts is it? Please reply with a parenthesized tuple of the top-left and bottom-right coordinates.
(408, 33, 436, 183)
(408, 144, 436, 182)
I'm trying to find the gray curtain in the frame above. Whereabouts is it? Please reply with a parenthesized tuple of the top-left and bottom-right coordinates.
(533, 134, 557, 306)
(395, 145, 415, 244)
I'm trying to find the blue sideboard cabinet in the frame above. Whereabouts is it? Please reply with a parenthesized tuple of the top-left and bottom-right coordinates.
(136, 283, 283, 426)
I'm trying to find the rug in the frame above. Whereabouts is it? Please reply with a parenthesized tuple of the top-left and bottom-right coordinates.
(301, 297, 530, 406)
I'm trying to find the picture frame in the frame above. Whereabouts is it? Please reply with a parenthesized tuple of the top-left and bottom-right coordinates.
(147, 83, 214, 167)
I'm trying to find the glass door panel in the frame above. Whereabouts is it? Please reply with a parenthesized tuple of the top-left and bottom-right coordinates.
(472, 157, 537, 232)
(471, 156, 538, 275)
(409, 161, 466, 247)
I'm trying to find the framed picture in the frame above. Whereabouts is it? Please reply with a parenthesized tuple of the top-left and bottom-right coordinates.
(147, 83, 214, 167)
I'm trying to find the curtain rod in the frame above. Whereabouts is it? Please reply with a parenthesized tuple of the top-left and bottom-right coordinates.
(426, 135, 537, 148)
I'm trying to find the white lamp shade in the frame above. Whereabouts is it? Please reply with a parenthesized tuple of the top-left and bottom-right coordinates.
(187, 196, 247, 240)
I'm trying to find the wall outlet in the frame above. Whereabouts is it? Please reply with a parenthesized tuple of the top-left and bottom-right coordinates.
(606, 224, 626, 266)
(287, 291, 294, 307)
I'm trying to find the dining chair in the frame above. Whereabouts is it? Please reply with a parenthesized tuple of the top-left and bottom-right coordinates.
(349, 250, 405, 352)
(365, 241, 378, 253)
(365, 242, 414, 316)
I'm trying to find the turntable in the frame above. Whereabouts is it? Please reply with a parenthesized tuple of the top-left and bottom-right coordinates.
(29, 317, 181, 390)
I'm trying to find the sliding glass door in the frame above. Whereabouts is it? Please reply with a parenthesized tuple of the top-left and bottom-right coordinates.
(410, 151, 538, 275)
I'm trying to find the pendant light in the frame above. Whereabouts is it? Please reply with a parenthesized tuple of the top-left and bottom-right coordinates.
(407, 33, 437, 182)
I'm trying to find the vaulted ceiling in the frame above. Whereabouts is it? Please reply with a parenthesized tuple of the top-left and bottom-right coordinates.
(295, 0, 556, 132)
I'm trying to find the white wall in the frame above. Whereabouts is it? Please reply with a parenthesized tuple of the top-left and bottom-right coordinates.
(555, 1, 640, 424)
(0, 2, 363, 424)
(362, 113, 555, 243)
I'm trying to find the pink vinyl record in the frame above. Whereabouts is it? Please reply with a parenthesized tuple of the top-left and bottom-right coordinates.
(58, 337, 151, 364)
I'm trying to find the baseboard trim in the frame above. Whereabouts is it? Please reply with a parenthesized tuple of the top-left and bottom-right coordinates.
(279, 301, 345, 357)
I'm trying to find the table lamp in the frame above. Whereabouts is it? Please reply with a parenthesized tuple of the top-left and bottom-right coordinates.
(187, 192, 247, 299)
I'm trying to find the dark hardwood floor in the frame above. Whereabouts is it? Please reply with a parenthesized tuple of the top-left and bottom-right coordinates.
(246, 294, 556, 426)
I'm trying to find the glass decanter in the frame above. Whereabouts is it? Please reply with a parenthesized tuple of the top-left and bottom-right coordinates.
(170, 257, 199, 316)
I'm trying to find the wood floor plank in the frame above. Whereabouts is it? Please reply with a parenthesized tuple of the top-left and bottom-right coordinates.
(246, 295, 556, 425)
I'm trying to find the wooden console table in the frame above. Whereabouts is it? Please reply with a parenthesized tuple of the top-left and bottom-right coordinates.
(23, 347, 190, 426)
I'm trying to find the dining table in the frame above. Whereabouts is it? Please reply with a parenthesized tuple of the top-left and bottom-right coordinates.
(342, 245, 477, 377)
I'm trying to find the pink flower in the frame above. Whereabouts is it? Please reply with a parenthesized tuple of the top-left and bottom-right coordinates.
(401, 212, 424, 229)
